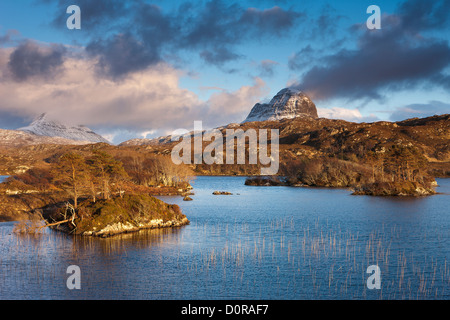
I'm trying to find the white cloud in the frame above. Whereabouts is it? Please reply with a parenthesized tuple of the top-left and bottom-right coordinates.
(389, 101, 450, 121)
(0, 51, 200, 130)
(0, 45, 270, 143)
(318, 107, 378, 122)
(205, 77, 269, 126)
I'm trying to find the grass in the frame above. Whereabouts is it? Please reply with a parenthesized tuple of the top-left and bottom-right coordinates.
(172, 217, 449, 299)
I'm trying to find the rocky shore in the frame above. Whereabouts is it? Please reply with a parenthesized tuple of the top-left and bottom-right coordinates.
(351, 181, 436, 196)
(244, 176, 437, 197)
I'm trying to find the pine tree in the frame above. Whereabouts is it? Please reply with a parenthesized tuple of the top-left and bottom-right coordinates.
(53, 152, 88, 209)
(87, 150, 128, 199)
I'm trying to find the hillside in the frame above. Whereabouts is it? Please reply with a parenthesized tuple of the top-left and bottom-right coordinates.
(118, 114, 449, 174)
(0, 129, 92, 147)
(18, 113, 110, 143)
(0, 114, 448, 177)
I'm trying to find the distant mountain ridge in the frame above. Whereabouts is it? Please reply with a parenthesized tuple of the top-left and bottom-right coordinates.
(243, 88, 318, 122)
(18, 113, 109, 144)
(120, 88, 320, 146)
(0, 129, 93, 147)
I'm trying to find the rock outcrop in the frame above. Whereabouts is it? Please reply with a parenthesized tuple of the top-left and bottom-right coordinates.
(41, 194, 190, 237)
(243, 88, 318, 122)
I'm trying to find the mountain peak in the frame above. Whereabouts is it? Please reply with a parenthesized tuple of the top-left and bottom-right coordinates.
(35, 113, 47, 121)
(18, 114, 109, 144)
(243, 87, 318, 123)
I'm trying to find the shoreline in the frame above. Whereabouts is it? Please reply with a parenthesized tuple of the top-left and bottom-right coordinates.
(66, 217, 190, 238)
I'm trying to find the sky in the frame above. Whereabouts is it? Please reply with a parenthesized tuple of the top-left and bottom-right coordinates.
(0, 0, 449, 144)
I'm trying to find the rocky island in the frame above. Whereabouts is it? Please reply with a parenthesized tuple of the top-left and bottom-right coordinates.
(40, 194, 189, 237)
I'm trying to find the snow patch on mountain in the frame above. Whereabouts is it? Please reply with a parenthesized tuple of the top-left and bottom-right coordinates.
(18, 113, 109, 144)
(243, 88, 318, 122)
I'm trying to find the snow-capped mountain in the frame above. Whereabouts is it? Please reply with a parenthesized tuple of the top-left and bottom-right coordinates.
(243, 88, 318, 122)
(18, 113, 109, 144)
(0, 129, 93, 147)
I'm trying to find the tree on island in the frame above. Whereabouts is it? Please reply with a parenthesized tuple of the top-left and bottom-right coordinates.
(86, 150, 129, 200)
(53, 152, 88, 209)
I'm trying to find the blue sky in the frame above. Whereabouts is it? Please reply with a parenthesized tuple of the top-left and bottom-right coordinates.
(0, 0, 449, 143)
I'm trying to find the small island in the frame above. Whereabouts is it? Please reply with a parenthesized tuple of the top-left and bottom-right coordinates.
(212, 191, 233, 195)
(245, 144, 437, 196)
(41, 194, 189, 237)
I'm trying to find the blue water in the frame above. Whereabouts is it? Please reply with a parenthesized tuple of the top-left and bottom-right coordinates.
(0, 176, 449, 300)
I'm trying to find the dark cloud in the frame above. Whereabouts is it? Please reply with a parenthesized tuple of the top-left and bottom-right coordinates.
(133, 3, 175, 47)
(389, 101, 450, 121)
(179, 1, 302, 66)
(81, 1, 177, 78)
(180, 0, 241, 48)
(86, 33, 161, 78)
(7, 40, 66, 81)
(200, 47, 242, 66)
(41, 0, 134, 30)
(292, 0, 450, 101)
(239, 6, 303, 36)
(183, 2, 302, 45)
(47, 0, 303, 74)
(71, 0, 131, 26)
(296, 38, 450, 100)
(397, 0, 450, 32)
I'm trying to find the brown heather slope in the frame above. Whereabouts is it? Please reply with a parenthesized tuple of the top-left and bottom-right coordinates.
(135, 114, 449, 177)
(0, 114, 448, 177)
(0, 114, 448, 223)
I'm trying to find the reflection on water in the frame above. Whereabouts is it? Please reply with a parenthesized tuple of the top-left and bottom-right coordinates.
(73, 227, 186, 254)
(0, 177, 449, 300)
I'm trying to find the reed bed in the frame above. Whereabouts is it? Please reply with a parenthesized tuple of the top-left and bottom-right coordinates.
(172, 217, 450, 300)
(1, 217, 449, 300)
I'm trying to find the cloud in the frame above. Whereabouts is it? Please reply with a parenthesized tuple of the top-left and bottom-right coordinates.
(86, 33, 161, 78)
(6, 40, 66, 81)
(288, 45, 315, 71)
(204, 77, 269, 126)
(291, 0, 450, 101)
(180, 2, 301, 47)
(306, 4, 347, 40)
(179, 0, 241, 49)
(396, 0, 450, 32)
(296, 38, 450, 101)
(0, 29, 21, 46)
(317, 107, 378, 122)
(389, 100, 450, 121)
(200, 47, 243, 66)
(238, 6, 303, 36)
(134, 3, 175, 46)
(179, 2, 302, 66)
(0, 44, 269, 142)
(40, 0, 303, 72)
(0, 47, 198, 130)
(258, 60, 279, 77)
(41, 0, 133, 30)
